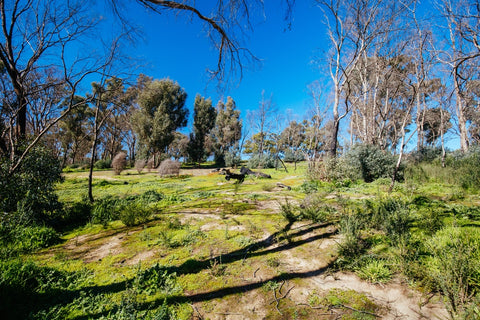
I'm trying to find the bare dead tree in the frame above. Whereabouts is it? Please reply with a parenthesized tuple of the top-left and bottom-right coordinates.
(0, 0, 124, 175)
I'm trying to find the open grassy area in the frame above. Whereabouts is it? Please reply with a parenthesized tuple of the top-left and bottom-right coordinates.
(2, 161, 480, 319)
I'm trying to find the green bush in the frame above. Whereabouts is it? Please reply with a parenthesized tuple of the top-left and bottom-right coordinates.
(225, 150, 242, 167)
(408, 146, 443, 164)
(119, 202, 152, 227)
(94, 159, 112, 169)
(343, 144, 400, 183)
(337, 211, 365, 260)
(299, 195, 336, 222)
(356, 259, 392, 283)
(426, 226, 480, 318)
(91, 196, 122, 226)
(16, 226, 60, 252)
(453, 147, 480, 191)
(247, 153, 276, 169)
(0, 146, 63, 223)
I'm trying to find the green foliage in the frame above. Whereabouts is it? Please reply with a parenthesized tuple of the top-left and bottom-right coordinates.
(224, 150, 242, 167)
(356, 259, 392, 283)
(94, 159, 112, 169)
(0, 146, 63, 222)
(0, 220, 60, 258)
(91, 195, 121, 226)
(344, 144, 400, 183)
(426, 226, 480, 318)
(299, 195, 336, 222)
(247, 153, 276, 169)
(279, 198, 298, 224)
(374, 198, 411, 245)
(134, 263, 180, 295)
(300, 180, 321, 194)
(0, 259, 90, 319)
(337, 211, 365, 261)
(132, 78, 188, 157)
(210, 97, 242, 166)
(408, 146, 443, 164)
(452, 147, 480, 191)
(187, 95, 216, 165)
(118, 201, 153, 227)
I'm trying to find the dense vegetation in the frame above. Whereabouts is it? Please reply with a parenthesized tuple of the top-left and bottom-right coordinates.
(1, 146, 479, 319)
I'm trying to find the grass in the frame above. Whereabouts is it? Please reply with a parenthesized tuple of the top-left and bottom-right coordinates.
(4, 161, 480, 319)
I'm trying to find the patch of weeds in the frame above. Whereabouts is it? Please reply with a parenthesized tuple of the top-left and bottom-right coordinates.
(262, 280, 280, 293)
(261, 183, 275, 192)
(235, 235, 254, 248)
(157, 230, 180, 249)
(321, 288, 379, 318)
(299, 195, 337, 222)
(209, 258, 227, 277)
(356, 259, 392, 283)
(222, 201, 250, 215)
(162, 193, 189, 204)
(165, 216, 183, 230)
(300, 180, 320, 194)
(337, 211, 365, 263)
(192, 191, 214, 199)
(266, 256, 281, 268)
(133, 263, 180, 296)
(118, 201, 153, 227)
(91, 195, 121, 227)
(279, 198, 298, 224)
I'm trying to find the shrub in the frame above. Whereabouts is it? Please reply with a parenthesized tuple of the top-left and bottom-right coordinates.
(453, 147, 480, 191)
(158, 159, 181, 176)
(343, 144, 400, 183)
(299, 195, 336, 222)
(225, 150, 242, 167)
(118, 202, 152, 227)
(357, 259, 392, 283)
(283, 150, 304, 163)
(247, 153, 276, 169)
(308, 156, 358, 182)
(426, 226, 480, 318)
(408, 146, 443, 164)
(91, 196, 122, 226)
(94, 159, 111, 169)
(337, 211, 365, 260)
(0, 146, 63, 223)
(134, 159, 146, 174)
(112, 152, 127, 175)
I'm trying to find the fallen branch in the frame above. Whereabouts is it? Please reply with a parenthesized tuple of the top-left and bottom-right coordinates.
(188, 303, 204, 320)
(339, 304, 380, 318)
(240, 166, 272, 178)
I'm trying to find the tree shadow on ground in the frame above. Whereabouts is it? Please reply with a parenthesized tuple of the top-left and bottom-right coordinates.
(6, 220, 336, 320)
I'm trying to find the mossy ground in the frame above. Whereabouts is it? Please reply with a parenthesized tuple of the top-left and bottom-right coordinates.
(13, 162, 476, 319)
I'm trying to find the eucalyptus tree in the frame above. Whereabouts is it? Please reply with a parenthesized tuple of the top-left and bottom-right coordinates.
(131, 78, 188, 165)
(436, 0, 480, 152)
(209, 96, 242, 166)
(280, 120, 305, 170)
(58, 96, 92, 166)
(187, 95, 216, 166)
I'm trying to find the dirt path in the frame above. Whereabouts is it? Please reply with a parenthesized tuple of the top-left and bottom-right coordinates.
(58, 211, 448, 319)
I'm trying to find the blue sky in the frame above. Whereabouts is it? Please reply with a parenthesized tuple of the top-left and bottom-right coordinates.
(105, 0, 460, 151)
(121, 1, 327, 131)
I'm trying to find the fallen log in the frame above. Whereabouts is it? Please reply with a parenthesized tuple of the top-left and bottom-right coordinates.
(240, 166, 272, 179)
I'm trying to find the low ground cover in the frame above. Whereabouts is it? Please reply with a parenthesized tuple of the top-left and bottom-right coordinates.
(1, 161, 479, 319)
